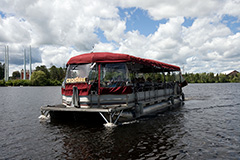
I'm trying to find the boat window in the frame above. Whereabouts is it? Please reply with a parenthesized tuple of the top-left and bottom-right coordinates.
(100, 63, 130, 87)
(170, 71, 183, 82)
(88, 63, 98, 82)
(165, 72, 176, 82)
(66, 64, 91, 83)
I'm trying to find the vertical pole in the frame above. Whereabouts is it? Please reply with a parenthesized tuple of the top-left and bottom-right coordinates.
(98, 64, 101, 95)
(7, 46, 9, 81)
(4, 46, 9, 81)
(4, 46, 7, 81)
(24, 49, 26, 80)
(109, 113, 112, 123)
(97, 64, 101, 107)
(163, 71, 166, 84)
(163, 71, 166, 97)
(29, 45, 32, 79)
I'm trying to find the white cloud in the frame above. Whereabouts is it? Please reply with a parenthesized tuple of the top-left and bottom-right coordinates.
(1, 0, 120, 48)
(0, 17, 31, 43)
(0, 0, 240, 76)
(183, 17, 232, 48)
(118, 0, 224, 19)
(118, 30, 147, 57)
(99, 19, 126, 42)
(94, 42, 116, 52)
(39, 46, 81, 68)
(221, 0, 240, 17)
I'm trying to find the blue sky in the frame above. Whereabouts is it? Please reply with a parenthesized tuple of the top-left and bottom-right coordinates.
(98, 7, 239, 43)
(97, 8, 167, 43)
(0, 11, 5, 18)
(119, 8, 239, 35)
(118, 8, 167, 36)
(0, 0, 240, 74)
(97, 8, 197, 44)
(118, 8, 198, 35)
(221, 15, 240, 34)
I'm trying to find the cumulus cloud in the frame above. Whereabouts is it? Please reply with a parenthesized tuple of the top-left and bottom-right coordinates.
(99, 19, 126, 42)
(118, 0, 224, 19)
(0, 0, 240, 75)
(94, 42, 116, 52)
(221, 0, 240, 17)
(118, 17, 186, 64)
(0, 16, 31, 43)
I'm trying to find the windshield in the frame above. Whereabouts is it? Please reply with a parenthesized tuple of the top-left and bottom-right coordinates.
(66, 64, 91, 83)
(100, 63, 130, 87)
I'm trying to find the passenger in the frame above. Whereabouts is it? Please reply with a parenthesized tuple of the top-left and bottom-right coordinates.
(147, 77, 152, 82)
(157, 78, 163, 89)
(117, 75, 122, 81)
(134, 77, 143, 91)
(157, 78, 162, 83)
(115, 75, 125, 87)
(139, 77, 145, 83)
(145, 77, 153, 90)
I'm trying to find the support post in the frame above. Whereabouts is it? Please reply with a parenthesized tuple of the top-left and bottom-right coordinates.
(109, 113, 112, 123)
(97, 64, 101, 107)
(99, 112, 109, 123)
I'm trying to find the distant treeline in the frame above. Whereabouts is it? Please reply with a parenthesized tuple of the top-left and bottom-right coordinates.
(1, 64, 240, 86)
(183, 72, 240, 83)
(0, 65, 66, 86)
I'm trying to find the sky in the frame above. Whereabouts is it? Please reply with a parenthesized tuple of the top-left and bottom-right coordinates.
(0, 0, 240, 75)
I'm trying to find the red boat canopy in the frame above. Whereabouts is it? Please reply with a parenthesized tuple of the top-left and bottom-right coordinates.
(67, 52, 180, 71)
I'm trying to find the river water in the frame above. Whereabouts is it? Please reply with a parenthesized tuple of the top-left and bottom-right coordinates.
(0, 83, 240, 159)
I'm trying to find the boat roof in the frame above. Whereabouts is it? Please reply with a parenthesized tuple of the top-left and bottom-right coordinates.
(67, 52, 180, 71)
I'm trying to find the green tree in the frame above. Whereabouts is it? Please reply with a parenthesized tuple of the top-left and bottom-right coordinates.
(0, 62, 4, 80)
(215, 74, 219, 83)
(49, 65, 59, 80)
(194, 73, 200, 83)
(31, 70, 49, 86)
(219, 73, 228, 83)
(58, 67, 65, 81)
(229, 73, 240, 82)
(12, 71, 20, 79)
(208, 72, 215, 83)
(35, 65, 50, 79)
(0, 80, 5, 86)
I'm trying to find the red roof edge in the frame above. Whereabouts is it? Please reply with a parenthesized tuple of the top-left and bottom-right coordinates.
(67, 52, 180, 71)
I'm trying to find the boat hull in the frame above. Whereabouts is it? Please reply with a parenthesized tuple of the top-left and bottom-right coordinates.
(41, 96, 183, 124)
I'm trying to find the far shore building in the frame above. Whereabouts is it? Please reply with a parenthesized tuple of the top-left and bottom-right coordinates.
(227, 70, 239, 76)
(21, 69, 30, 80)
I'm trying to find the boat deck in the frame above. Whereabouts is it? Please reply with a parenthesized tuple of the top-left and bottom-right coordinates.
(41, 104, 134, 113)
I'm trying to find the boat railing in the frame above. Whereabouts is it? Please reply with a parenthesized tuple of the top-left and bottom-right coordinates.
(134, 81, 178, 92)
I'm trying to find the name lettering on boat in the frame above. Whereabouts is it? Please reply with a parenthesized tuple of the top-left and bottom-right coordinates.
(66, 77, 86, 83)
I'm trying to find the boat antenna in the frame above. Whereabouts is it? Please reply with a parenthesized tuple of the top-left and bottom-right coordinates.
(90, 45, 95, 53)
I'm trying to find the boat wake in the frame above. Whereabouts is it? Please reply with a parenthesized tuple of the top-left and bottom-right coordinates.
(38, 114, 50, 122)
(121, 120, 139, 125)
(104, 123, 117, 128)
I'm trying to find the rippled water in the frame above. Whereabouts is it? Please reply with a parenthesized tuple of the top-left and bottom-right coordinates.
(0, 84, 240, 159)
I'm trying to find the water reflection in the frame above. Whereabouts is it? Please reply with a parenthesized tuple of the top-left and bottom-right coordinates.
(1, 84, 240, 159)
(48, 106, 186, 159)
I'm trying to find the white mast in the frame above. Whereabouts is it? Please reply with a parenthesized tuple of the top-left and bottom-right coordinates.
(29, 45, 32, 79)
(24, 49, 26, 80)
(7, 46, 9, 81)
(4, 46, 7, 81)
(4, 46, 9, 81)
